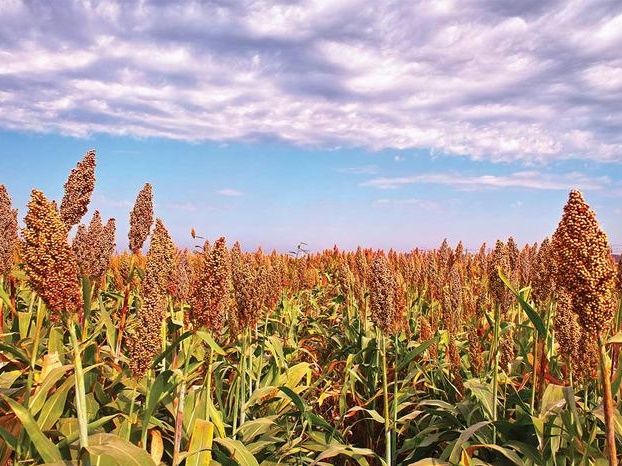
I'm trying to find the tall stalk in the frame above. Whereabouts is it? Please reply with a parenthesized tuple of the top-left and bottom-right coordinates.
(381, 333, 391, 466)
(16, 297, 43, 460)
(173, 339, 193, 465)
(491, 304, 500, 444)
(392, 333, 398, 464)
(204, 346, 214, 420)
(68, 320, 90, 466)
(599, 336, 617, 466)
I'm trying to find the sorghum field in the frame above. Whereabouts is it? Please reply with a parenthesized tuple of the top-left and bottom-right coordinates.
(1, 151, 621, 466)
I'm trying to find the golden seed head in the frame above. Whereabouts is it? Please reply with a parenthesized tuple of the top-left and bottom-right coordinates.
(553, 290, 581, 370)
(60, 150, 96, 228)
(72, 211, 116, 283)
(467, 327, 484, 376)
(127, 219, 175, 378)
(189, 237, 232, 333)
(169, 250, 192, 301)
(488, 240, 512, 311)
(0, 185, 18, 276)
(143, 219, 176, 296)
(369, 254, 405, 335)
(128, 291, 166, 378)
(128, 183, 154, 253)
(230, 242, 262, 331)
(532, 238, 554, 304)
(551, 190, 616, 335)
(22, 190, 83, 321)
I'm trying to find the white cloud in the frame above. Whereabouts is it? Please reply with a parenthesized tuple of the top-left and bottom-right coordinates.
(373, 198, 439, 210)
(361, 171, 611, 191)
(217, 188, 243, 197)
(1, 1, 622, 162)
(338, 165, 379, 175)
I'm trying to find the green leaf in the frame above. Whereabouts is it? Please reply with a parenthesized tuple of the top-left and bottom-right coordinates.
(346, 406, 385, 424)
(196, 331, 226, 356)
(0, 425, 17, 451)
(185, 419, 214, 466)
(37, 375, 75, 431)
(407, 460, 449, 466)
(311, 445, 374, 465)
(86, 433, 156, 466)
(1, 394, 62, 463)
(464, 379, 495, 420)
(152, 330, 194, 368)
(235, 418, 275, 442)
(57, 414, 120, 448)
(278, 386, 306, 412)
(0, 369, 21, 389)
(215, 437, 260, 466)
(498, 269, 546, 336)
(465, 444, 525, 465)
(397, 336, 439, 371)
(448, 420, 491, 463)
(30, 364, 72, 416)
(279, 362, 311, 388)
(539, 384, 565, 417)
(0, 342, 29, 364)
(141, 370, 175, 443)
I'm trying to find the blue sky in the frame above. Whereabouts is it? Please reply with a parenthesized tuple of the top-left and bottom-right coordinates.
(1, 1, 621, 252)
(1, 130, 620, 252)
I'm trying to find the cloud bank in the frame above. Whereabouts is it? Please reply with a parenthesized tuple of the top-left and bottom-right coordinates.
(361, 171, 612, 191)
(1, 0, 621, 163)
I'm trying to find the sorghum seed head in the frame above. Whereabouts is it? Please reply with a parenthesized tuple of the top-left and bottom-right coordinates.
(551, 190, 616, 335)
(0, 185, 18, 276)
(22, 190, 83, 321)
(553, 290, 582, 374)
(488, 240, 512, 311)
(369, 254, 405, 335)
(127, 219, 175, 378)
(231, 242, 262, 331)
(72, 211, 116, 284)
(189, 237, 232, 333)
(143, 219, 176, 296)
(128, 183, 154, 254)
(60, 150, 96, 228)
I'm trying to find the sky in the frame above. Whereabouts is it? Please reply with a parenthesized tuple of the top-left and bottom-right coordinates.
(0, 0, 621, 252)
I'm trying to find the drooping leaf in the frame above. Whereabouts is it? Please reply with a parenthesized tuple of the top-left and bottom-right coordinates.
(1, 394, 62, 463)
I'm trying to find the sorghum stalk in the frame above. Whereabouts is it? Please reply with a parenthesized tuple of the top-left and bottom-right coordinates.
(126, 384, 138, 441)
(600, 336, 616, 464)
(492, 304, 500, 444)
(381, 333, 391, 466)
(16, 297, 43, 461)
(68, 320, 90, 464)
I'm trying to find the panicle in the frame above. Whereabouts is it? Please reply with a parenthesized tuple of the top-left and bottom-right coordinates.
(551, 190, 616, 335)
(467, 327, 484, 376)
(230, 242, 262, 332)
(60, 150, 96, 228)
(553, 290, 581, 374)
(169, 250, 192, 302)
(488, 240, 512, 311)
(142, 219, 176, 295)
(369, 254, 405, 335)
(128, 183, 154, 253)
(22, 190, 83, 321)
(532, 238, 555, 305)
(72, 211, 116, 284)
(0, 185, 18, 276)
(128, 219, 175, 378)
(189, 237, 232, 333)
